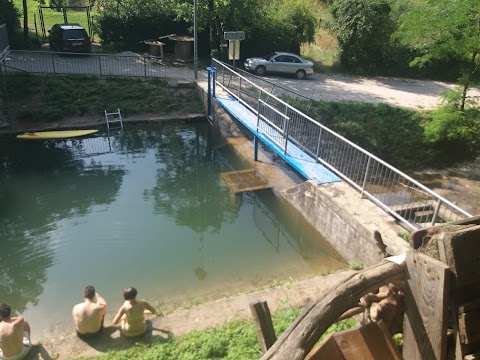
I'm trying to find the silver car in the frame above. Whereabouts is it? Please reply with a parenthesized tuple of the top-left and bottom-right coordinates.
(244, 52, 314, 79)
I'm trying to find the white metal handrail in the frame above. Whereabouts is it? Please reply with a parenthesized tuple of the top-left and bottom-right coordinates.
(212, 59, 472, 230)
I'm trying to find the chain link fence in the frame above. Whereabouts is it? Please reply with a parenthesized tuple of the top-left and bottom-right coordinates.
(3, 50, 168, 79)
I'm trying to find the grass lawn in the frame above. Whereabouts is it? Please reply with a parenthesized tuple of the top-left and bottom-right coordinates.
(301, 0, 340, 72)
(4, 74, 204, 123)
(73, 309, 356, 360)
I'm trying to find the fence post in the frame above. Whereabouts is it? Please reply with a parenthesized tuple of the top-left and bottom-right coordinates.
(361, 156, 372, 197)
(207, 67, 212, 120)
(144, 55, 147, 79)
(98, 55, 102, 78)
(431, 200, 442, 226)
(284, 117, 290, 155)
(212, 67, 216, 97)
(238, 76, 241, 100)
(250, 301, 277, 353)
(315, 127, 323, 161)
(51, 52, 56, 74)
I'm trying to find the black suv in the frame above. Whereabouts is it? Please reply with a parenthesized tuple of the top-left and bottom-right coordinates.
(49, 24, 92, 53)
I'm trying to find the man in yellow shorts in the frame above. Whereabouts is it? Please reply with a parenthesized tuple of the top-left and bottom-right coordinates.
(0, 303, 32, 360)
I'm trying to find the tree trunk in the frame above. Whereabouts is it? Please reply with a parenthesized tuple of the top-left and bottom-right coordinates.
(460, 52, 478, 111)
(261, 260, 406, 360)
(22, 0, 28, 44)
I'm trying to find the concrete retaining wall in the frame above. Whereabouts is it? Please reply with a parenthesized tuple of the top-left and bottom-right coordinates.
(281, 181, 409, 267)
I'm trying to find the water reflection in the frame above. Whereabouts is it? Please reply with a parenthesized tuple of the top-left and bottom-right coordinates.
(252, 189, 346, 274)
(144, 124, 241, 232)
(0, 137, 125, 313)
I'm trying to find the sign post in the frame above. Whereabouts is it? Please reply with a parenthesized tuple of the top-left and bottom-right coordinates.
(224, 31, 245, 70)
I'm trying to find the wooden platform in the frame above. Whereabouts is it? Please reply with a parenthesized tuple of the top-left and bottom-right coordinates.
(221, 169, 271, 193)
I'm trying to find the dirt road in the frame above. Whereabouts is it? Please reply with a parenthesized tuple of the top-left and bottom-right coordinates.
(264, 72, 480, 109)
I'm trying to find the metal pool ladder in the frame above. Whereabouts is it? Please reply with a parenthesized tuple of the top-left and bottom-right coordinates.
(105, 108, 123, 130)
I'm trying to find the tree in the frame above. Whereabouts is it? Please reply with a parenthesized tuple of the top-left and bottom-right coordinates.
(22, 0, 27, 43)
(0, 0, 20, 38)
(394, 0, 480, 111)
(328, 0, 397, 72)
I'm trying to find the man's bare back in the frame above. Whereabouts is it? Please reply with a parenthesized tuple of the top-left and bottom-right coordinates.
(0, 304, 31, 359)
(72, 286, 107, 337)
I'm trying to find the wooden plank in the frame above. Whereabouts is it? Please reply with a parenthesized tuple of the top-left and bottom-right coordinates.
(306, 322, 402, 360)
(333, 326, 373, 360)
(336, 322, 402, 360)
(459, 310, 480, 345)
(403, 252, 450, 360)
(444, 226, 480, 305)
(305, 333, 344, 360)
(465, 351, 480, 360)
(250, 301, 277, 353)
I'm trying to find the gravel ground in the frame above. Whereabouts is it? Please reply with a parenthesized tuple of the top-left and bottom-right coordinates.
(263, 72, 480, 109)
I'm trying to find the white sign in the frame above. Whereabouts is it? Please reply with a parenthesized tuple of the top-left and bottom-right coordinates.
(224, 31, 245, 41)
(228, 40, 240, 60)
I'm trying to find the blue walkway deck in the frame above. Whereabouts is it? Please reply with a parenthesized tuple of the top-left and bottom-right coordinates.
(215, 94, 341, 184)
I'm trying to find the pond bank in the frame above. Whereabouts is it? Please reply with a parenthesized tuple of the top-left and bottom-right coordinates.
(25, 270, 356, 360)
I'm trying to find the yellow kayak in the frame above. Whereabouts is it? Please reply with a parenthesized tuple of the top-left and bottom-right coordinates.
(17, 130, 99, 139)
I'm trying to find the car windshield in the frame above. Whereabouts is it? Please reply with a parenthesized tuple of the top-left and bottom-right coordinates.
(62, 29, 88, 40)
(263, 53, 275, 60)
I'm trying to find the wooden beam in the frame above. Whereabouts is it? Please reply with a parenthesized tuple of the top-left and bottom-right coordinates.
(261, 259, 405, 360)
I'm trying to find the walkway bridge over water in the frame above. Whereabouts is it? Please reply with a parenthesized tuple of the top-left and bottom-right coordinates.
(207, 59, 472, 231)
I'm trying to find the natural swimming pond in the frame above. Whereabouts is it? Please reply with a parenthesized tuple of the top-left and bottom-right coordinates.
(0, 122, 346, 340)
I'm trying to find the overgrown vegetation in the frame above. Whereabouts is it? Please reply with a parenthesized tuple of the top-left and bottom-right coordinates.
(301, 100, 480, 169)
(348, 261, 363, 271)
(4, 74, 204, 122)
(73, 308, 356, 360)
(94, 0, 316, 58)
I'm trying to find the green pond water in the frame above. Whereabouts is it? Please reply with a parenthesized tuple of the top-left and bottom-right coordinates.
(0, 122, 346, 340)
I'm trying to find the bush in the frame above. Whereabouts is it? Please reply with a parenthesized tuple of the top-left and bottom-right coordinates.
(307, 101, 432, 169)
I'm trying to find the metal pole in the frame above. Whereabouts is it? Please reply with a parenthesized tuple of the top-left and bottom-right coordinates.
(193, 0, 198, 80)
(361, 156, 372, 197)
(431, 200, 442, 226)
(233, 40, 236, 70)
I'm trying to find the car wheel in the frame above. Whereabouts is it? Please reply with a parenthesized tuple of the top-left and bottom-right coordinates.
(255, 66, 266, 76)
(295, 70, 306, 80)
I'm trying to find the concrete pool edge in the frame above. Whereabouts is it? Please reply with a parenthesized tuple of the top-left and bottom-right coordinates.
(27, 270, 357, 359)
(0, 113, 206, 136)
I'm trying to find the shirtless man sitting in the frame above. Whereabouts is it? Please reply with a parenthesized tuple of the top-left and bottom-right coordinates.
(72, 285, 107, 340)
(0, 303, 32, 360)
(113, 287, 157, 337)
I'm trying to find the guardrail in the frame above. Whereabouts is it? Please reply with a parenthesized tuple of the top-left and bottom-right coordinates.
(212, 59, 472, 230)
(224, 64, 315, 114)
(3, 50, 167, 79)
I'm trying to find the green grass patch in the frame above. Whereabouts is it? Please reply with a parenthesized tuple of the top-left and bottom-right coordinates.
(73, 308, 356, 360)
(5, 74, 203, 122)
(13, 0, 96, 43)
